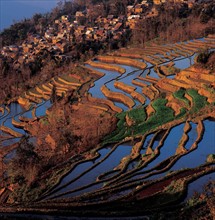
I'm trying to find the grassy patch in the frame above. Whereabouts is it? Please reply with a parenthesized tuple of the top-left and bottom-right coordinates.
(176, 107, 187, 119)
(173, 88, 190, 107)
(203, 84, 215, 94)
(134, 98, 175, 135)
(103, 89, 209, 145)
(103, 98, 175, 145)
(127, 107, 147, 124)
(187, 89, 208, 113)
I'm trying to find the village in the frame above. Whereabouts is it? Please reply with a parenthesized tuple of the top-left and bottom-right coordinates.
(0, 0, 196, 69)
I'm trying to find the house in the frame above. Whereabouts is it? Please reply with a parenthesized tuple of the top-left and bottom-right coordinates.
(61, 15, 69, 22)
(77, 26, 86, 34)
(8, 51, 18, 59)
(75, 11, 86, 25)
(57, 32, 67, 39)
(76, 11, 85, 17)
(104, 23, 111, 30)
(128, 15, 141, 20)
(45, 32, 54, 39)
(26, 56, 35, 64)
(141, 0, 148, 4)
(1, 47, 10, 56)
(118, 15, 126, 22)
(32, 34, 41, 43)
(107, 15, 114, 20)
(55, 19, 61, 24)
(17, 55, 25, 64)
(9, 45, 19, 52)
(146, 7, 158, 17)
(94, 29, 106, 40)
(113, 23, 123, 32)
(134, 4, 143, 14)
(153, 0, 163, 4)
(187, 0, 195, 8)
(56, 42, 68, 53)
(127, 5, 134, 13)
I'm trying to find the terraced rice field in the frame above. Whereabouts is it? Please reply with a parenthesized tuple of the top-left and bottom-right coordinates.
(0, 36, 215, 213)
(0, 74, 82, 146)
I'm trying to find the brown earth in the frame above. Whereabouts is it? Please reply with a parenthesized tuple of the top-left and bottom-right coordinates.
(25, 96, 117, 160)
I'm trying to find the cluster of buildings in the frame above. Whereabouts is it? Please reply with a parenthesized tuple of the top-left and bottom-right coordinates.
(0, 0, 195, 68)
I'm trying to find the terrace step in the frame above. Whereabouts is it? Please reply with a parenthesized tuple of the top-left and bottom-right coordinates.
(145, 103, 155, 119)
(142, 75, 158, 83)
(24, 92, 42, 104)
(184, 92, 194, 109)
(82, 65, 105, 78)
(132, 79, 148, 88)
(198, 88, 215, 104)
(83, 103, 109, 112)
(114, 81, 136, 94)
(171, 48, 189, 57)
(190, 120, 204, 150)
(28, 89, 44, 99)
(86, 60, 125, 74)
(175, 121, 191, 154)
(112, 51, 143, 59)
(11, 118, 26, 129)
(0, 125, 23, 138)
(0, 107, 4, 115)
(35, 85, 51, 95)
(41, 83, 53, 92)
(166, 100, 184, 116)
(113, 81, 146, 105)
(142, 55, 158, 65)
(57, 76, 81, 87)
(17, 97, 31, 109)
(87, 94, 122, 113)
(101, 85, 135, 109)
(142, 86, 156, 100)
(156, 79, 180, 93)
(97, 55, 147, 69)
(166, 78, 190, 89)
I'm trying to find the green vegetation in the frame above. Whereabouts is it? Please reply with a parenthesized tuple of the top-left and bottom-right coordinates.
(206, 154, 215, 163)
(173, 88, 209, 114)
(127, 107, 147, 124)
(187, 89, 208, 113)
(103, 98, 175, 144)
(103, 87, 210, 145)
(134, 98, 174, 133)
(203, 84, 215, 94)
(175, 107, 187, 119)
(173, 88, 190, 106)
(40, 117, 49, 125)
(196, 50, 211, 64)
(167, 66, 181, 75)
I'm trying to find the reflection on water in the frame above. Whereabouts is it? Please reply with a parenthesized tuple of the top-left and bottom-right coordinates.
(148, 68, 159, 78)
(0, 100, 52, 147)
(170, 120, 215, 170)
(53, 144, 132, 197)
(184, 122, 197, 150)
(145, 123, 185, 170)
(174, 56, 194, 69)
(87, 64, 120, 99)
(186, 171, 215, 200)
(36, 100, 51, 117)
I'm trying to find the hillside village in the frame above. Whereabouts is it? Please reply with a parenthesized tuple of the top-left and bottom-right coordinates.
(0, 0, 197, 70)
